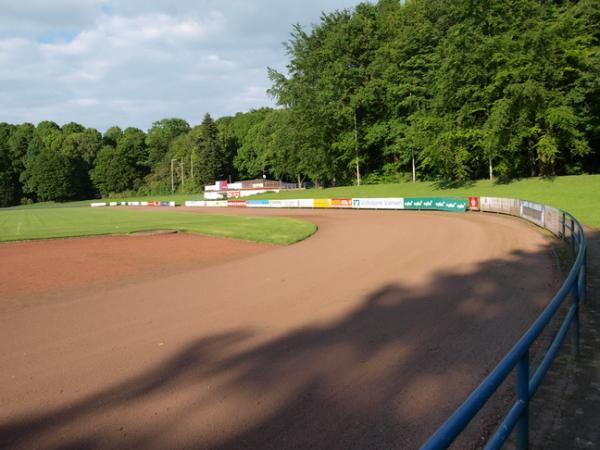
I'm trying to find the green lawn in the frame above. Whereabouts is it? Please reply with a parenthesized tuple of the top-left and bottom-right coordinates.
(0, 208, 316, 245)
(7, 193, 204, 210)
(250, 175, 600, 228)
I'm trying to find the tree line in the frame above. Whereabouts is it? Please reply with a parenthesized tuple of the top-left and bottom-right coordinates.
(1, 0, 598, 207)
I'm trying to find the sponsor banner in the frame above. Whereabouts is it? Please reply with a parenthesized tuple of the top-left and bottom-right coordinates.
(468, 196, 479, 210)
(404, 197, 468, 212)
(313, 198, 332, 208)
(140, 202, 148, 206)
(205, 191, 225, 200)
(298, 199, 314, 208)
(521, 200, 545, 227)
(109, 202, 118, 206)
(269, 200, 285, 208)
(544, 206, 561, 237)
(205, 201, 228, 207)
(246, 200, 270, 208)
(479, 197, 522, 216)
(331, 198, 353, 208)
(227, 191, 241, 198)
(90, 202, 107, 207)
(130, 201, 140, 206)
(351, 198, 404, 210)
(281, 199, 300, 208)
(227, 200, 247, 207)
(185, 201, 207, 207)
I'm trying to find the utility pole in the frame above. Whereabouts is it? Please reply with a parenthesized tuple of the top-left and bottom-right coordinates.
(412, 148, 416, 183)
(171, 159, 178, 193)
(180, 161, 185, 189)
(353, 109, 361, 186)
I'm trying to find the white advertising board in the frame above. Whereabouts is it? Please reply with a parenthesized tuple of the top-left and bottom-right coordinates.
(544, 206, 561, 237)
(185, 201, 207, 207)
(298, 199, 314, 208)
(351, 198, 405, 210)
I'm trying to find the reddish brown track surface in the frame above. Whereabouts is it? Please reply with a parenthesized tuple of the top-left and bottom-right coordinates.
(0, 209, 559, 449)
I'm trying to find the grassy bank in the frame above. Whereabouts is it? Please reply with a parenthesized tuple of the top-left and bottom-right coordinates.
(0, 208, 316, 245)
(250, 175, 600, 228)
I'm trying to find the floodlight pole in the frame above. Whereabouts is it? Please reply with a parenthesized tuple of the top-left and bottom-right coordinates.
(171, 159, 178, 192)
(181, 161, 185, 188)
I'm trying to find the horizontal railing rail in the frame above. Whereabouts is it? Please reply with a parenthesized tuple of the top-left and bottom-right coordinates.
(421, 208, 587, 450)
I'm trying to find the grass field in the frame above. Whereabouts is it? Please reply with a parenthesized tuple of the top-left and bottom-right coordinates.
(250, 175, 600, 228)
(7, 193, 204, 210)
(0, 208, 316, 245)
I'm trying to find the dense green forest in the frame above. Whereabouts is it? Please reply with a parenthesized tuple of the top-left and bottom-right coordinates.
(0, 0, 598, 207)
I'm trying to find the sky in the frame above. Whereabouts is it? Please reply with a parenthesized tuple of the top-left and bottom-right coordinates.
(0, 0, 365, 131)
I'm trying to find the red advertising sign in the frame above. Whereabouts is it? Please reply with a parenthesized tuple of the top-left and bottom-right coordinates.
(468, 196, 479, 210)
(331, 198, 353, 208)
(227, 200, 247, 207)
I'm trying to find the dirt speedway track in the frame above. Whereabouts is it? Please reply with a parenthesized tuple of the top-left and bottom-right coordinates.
(0, 209, 559, 449)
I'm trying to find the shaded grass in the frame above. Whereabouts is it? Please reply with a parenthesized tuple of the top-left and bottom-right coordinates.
(0, 208, 316, 245)
(250, 175, 600, 228)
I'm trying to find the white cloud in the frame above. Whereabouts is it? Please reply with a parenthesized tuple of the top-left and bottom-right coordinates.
(0, 0, 365, 131)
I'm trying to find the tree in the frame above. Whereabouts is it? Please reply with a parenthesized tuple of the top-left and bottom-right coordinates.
(61, 128, 102, 197)
(191, 113, 221, 187)
(26, 147, 74, 201)
(102, 126, 123, 148)
(146, 118, 190, 167)
(61, 122, 85, 135)
(91, 146, 139, 196)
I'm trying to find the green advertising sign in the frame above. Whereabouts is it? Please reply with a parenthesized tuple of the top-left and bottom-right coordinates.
(403, 197, 468, 212)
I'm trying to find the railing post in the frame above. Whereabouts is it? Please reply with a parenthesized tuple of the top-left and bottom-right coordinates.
(584, 250, 588, 303)
(516, 350, 530, 450)
(561, 212, 566, 240)
(570, 218, 576, 253)
(572, 279, 580, 357)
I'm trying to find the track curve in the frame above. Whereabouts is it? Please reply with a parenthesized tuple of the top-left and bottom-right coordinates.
(0, 209, 559, 449)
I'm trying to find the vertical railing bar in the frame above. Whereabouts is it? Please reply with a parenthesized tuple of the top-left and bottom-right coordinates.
(516, 351, 530, 450)
(572, 268, 581, 357)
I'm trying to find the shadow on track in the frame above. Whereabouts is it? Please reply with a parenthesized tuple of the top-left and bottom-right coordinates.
(0, 244, 561, 450)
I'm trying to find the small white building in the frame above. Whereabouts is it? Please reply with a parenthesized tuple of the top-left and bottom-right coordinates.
(204, 179, 298, 200)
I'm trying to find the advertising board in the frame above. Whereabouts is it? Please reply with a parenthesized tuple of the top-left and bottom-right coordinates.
(521, 200, 545, 227)
(205, 201, 228, 207)
(468, 197, 479, 210)
(544, 206, 561, 237)
(298, 199, 314, 208)
(479, 197, 522, 216)
(185, 201, 206, 207)
(227, 200, 247, 207)
(313, 199, 332, 208)
(281, 199, 300, 208)
(246, 200, 270, 208)
(404, 197, 468, 212)
(351, 198, 404, 210)
(331, 198, 353, 208)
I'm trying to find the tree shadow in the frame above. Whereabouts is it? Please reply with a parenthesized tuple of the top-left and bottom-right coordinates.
(432, 178, 476, 189)
(0, 243, 561, 449)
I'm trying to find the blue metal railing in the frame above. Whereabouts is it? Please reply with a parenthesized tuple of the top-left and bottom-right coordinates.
(421, 209, 587, 450)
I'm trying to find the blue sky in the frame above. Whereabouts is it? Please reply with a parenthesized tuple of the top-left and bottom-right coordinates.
(0, 0, 365, 131)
